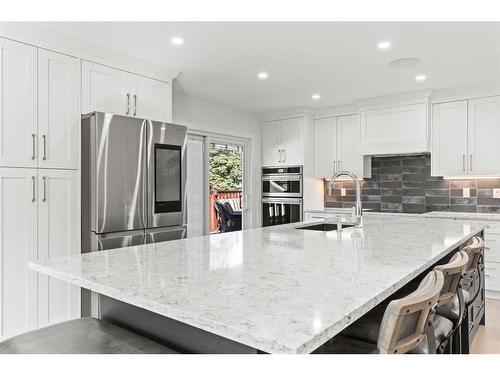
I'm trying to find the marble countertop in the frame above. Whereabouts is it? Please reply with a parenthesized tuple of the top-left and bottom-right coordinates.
(423, 211, 500, 221)
(30, 215, 486, 354)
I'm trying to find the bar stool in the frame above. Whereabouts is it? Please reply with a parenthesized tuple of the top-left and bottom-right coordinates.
(434, 250, 469, 353)
(313, 270, 447, 354)
(0, 318, 178, 354)
(459, 235, 485, 353)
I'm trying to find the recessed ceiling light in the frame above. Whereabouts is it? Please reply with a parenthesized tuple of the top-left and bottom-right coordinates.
(377, 41, 391, 50)
(171, 37, 184, 46)
(257, 72, 268, 80)
(312, 94, 321, 100)
(415, 74, 427, 82)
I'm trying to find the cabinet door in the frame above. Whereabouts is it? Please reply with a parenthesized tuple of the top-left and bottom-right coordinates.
(338, 115, 364, 177)
(0, 38, 37, 168)
(37, 169, 80, 327)
(38, 49, 80, 169)
(468, 96, 500, 176)
(361, 103, 429, 155)
(315, 117, 337, 178)
(281, 117, 303, 166)
(262, 120, 282, 166)
(131, 74, 171, 122)
(0, 168, 38, 339)
(81, 60, 130, 116)
(431, 101, 468, 176)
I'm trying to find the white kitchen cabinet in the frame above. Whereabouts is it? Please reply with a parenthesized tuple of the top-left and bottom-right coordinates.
(431, 96, 500, 177)
(281, 117, 303, 166)
(37, 169, 80, 327)
(315, 114, 369, 179)
(38, 49, 80, 170)
(131, 74, 172, 122)
(431, 101, 468, 176)
(315, 117, 337, 178)
(82, 60, 172, 123)
(262, 117, 303, 166)
(0, 168, 80, 340)
(262, 120, 282, 166)
(0, 38, 37, 168)
(81, 60, 131, 116)
(360, 103, 429, 155)
(0, 168, 38, 339)
(467, 96, 500, 176)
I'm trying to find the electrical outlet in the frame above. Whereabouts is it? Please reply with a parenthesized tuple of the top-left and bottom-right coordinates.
(341, 188, 347, 197)
(494, 189, 500, 199)
(463, 188, 470, 198)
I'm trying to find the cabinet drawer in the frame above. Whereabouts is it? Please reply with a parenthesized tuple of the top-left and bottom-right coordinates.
(484, 235, 500, 263)
(485, 263, 500, 291)
(304, 212, 335, 222)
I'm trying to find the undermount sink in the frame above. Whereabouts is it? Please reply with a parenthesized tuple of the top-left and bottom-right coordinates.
(296, 223, 355, 231)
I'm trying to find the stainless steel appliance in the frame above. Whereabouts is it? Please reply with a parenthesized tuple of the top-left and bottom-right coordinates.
(81, 112, 187, 254)
(261, 166, 303, 227)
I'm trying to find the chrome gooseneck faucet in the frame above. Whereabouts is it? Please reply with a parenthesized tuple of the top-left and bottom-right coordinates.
(327, 171, 363, 227)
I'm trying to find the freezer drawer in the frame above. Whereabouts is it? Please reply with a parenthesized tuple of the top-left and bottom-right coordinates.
(146, 225, 187, 244)
(91, 230, 146, 251)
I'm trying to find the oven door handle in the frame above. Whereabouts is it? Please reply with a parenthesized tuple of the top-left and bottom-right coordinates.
(262, 175, 302, 181)
(262, 198, 303, 204)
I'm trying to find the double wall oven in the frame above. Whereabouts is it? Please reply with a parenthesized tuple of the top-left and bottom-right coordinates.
(262, 166, 303, 227)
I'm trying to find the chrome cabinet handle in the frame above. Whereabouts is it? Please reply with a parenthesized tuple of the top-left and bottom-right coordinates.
(42, 176, 47, 202)
(278, 149, 281, 163)
(462, 154, 466, 171)
(126, 93, 130, 115)
(470, 154, 473, 171)
(31, 176, 36, 202)
(133, 94, 137, 116)
(283, 148, 286, 163)
(42, 134, 47, 160)
(31, 134, 36, 160)
(337, 160, 341, 171)
(333, 161, 337, 173)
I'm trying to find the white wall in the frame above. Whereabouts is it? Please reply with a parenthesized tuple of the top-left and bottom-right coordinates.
(173, 92, 262, 228)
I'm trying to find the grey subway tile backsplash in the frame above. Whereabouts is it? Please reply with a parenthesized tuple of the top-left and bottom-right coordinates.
(324, 154, 500, 213)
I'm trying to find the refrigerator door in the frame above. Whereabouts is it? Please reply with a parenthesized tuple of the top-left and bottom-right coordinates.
(90, 112, 147, 234)
(146, 225, 187, 244)
(91, 230, 147, 251)
(146, 121, 187, 228)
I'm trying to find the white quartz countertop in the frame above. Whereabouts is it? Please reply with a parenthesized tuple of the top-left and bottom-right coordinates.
(30, 215, 486, 354)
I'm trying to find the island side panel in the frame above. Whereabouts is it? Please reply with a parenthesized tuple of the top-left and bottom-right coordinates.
(99, 295, 260, 354)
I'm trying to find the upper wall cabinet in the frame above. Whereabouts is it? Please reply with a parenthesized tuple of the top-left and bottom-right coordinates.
(262, 117, 304, 166)
(82, 60, 172, 123)
(0, 38, 37, 168)
(360, 103, 429, 155)
(38, 49, 80, 169)
(432, 96, 500, 177)
(431, 100, 468, 176)
(315, 114, 371, 179)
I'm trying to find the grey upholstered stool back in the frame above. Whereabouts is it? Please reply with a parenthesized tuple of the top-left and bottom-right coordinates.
(377, 270, 444, 354)
(434, 251, 469, 306)
(462, 236, 484, 277)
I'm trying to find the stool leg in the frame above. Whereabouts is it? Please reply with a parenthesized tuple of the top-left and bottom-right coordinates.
(460, 308, 470, 354)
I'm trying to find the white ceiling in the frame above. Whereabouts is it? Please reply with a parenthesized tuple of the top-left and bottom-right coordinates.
(36, 22, 500, 113)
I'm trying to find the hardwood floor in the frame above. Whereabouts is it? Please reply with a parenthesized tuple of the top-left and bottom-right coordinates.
(471, 298, 500, 354)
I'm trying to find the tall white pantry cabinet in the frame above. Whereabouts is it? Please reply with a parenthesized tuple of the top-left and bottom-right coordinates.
(0, 37, 80, 340)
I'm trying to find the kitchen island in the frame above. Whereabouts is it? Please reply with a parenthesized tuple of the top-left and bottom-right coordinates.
(29, 215, 486, 354)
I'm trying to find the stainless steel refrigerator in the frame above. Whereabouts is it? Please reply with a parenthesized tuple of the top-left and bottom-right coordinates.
(81, 111, 187, 249)
(81, 112, 187, 314)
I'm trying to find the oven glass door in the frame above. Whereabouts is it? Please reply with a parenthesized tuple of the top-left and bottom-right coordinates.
(262, 199, 302, 227)
(262, 175, 302, 197)
(155, 143, 182, 213)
